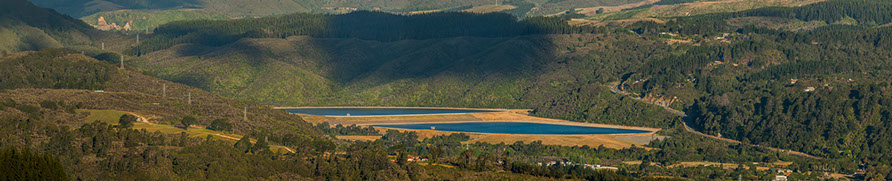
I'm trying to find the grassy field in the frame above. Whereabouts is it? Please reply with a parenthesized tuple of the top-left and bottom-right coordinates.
(336, 135, 383, 141)
(301, 113, 477, 124)
(461, 5, 517, 13)
(78, 109, 128, 124)
(588, 0, 826, 20)
(81, 9, 231, 33)
(79, 109, 293, 153)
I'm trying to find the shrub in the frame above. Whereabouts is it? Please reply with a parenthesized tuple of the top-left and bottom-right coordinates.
(206, 118, 232, 132)
(180, 116, 196, 130)
(118, 114, 137, 129)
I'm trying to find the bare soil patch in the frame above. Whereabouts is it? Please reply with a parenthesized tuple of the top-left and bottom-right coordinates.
(336, 135, 383, 142)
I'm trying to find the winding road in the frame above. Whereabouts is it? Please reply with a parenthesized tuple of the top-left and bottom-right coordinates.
(607, 83, 822, 159)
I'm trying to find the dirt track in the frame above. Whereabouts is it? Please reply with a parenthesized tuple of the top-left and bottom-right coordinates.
(607, 82, 822, 159)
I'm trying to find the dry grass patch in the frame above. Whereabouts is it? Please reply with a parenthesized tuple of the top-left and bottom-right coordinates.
(79, 109, 128, 125)
(588, 0, 826, 20)
(336, 135, 383, 141)
(462, 5, 517, 13)
(80, 109, 293, 153)
(575, 0, 661, 16)
(302, 113, 475, 124)
(468, 134, 644, 149)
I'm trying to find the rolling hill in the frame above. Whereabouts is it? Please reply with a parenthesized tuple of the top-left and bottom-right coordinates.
(0, 49, 319, 137)
(0, 0, 129, 55)
(2, 49, 597, 180)
(27, 0, 654, 33)
(587, 0, 826, 20)
(124, 1, 892, 173)
(4, 0, 892, 179)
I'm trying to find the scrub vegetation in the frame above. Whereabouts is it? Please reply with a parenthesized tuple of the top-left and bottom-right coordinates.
(3, 0, 892, 179)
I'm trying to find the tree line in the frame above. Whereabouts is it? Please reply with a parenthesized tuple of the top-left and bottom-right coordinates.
(127, 10, 610, 55)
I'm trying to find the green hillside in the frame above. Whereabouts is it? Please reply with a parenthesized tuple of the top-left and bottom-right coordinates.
(0, 48, 650, 181)
(29, 0, 648, 17)
(589, 0, 826, 21)
(0, 0, 129, 55)
(27, 0, 651, 33)
(123, 1, 892, 177)
(0, 49, 319, 136)
(6, 0, 892, 179)
(80, 9, 230, 33)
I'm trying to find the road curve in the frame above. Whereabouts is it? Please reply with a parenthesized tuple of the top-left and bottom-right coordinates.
(606, 82, 822, 159)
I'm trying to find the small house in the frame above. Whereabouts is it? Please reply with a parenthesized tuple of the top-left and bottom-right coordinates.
(804, 87, 815, 92)
(774, 175, 788, 181)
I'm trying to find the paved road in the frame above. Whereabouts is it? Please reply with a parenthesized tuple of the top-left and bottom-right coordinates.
(607, 82, 822, 159)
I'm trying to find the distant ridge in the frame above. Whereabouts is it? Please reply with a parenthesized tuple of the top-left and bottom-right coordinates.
(0, 0, 125, 54)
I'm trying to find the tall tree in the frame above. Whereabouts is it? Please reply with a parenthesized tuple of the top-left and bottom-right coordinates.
(118, 114, 137, 129)
(180, 116, 196, 130)
(234, 136, 253, 153)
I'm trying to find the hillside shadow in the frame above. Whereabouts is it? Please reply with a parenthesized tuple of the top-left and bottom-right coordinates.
(287, 11, 562, 83)
(135, 11, 573, 106)
(299, 36, 558, 83)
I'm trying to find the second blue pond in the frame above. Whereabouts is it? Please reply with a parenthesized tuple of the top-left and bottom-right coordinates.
(370, 122, 650, 135)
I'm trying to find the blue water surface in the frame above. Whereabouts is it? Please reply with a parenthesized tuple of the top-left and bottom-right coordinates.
(370, 122, 651, 135)
(284, 108, 500, 116)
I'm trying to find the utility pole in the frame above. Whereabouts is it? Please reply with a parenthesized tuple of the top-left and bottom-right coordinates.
(101, 42, 104, 50)
(162, 84, 166, 97)
(136, 33, 139, 44)
(120, 55, 124, 69)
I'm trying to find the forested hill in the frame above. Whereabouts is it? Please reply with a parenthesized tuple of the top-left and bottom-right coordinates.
(125, 0, 892, 175)
(128, 11, 602, 55)
(0, 49, 319, 137)
(28, 0, 646, 18)
(0, 0, 127, 55)
(0, 48, 654, 181)
(617, 0, 892, 168)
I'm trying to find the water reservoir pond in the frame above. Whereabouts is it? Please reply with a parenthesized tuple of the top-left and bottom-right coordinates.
(370, 122, 651, 135)
(284, 108, 500, 116)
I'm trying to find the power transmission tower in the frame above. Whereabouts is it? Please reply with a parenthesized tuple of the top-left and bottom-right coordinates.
(120, 55, 124, 69)
(162, 84, 166, 97)
(101, 42, 104, 50)
(243, 107, 248, 121)
(187, 92, 192, 104)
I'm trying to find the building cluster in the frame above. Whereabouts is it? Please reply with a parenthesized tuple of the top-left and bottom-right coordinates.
(537, 161, 618, 170)
(92, 16, 133, 31)
(406, 155, 427, 162)
(773, 169, 793, 181)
